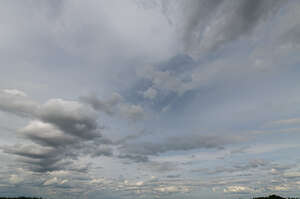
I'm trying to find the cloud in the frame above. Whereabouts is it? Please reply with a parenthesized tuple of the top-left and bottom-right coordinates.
(9, 174, 24, 184)
(118, 154, 149, 163)
(142, 87, 157, 100)
(0, 89, 38, 117)
(121, 134, 242, 156)
(161, 0, 286, 58)
(43, 177, 68, 186)
(38, 98, 101, 140)
(154, 185, 180, 193)
(80, 93, 123, 115)
(143, 161, 178, 173)
(266, 118, 300, 127)
(1, 89, 112, 173)
(81, 93, 145, 121)
(118, 104, 145, 122)
(196, 159, 269, 175)
(136, 65, 193, 96)
(223, 185, 254, 194)
(20, 120, 77, 148)
(283, 171, 300, 178)
(89, 146, 113, 158)
(1, 1, 300, 198)
(233, 159, 269, 170)
(3, 89, 27, 97)
(3, 145, 65, 172)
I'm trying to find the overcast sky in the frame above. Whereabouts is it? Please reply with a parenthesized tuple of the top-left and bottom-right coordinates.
(1, 1, 300, 199)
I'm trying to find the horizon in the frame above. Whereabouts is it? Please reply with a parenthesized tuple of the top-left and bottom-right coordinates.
(1, 1, 300, 199)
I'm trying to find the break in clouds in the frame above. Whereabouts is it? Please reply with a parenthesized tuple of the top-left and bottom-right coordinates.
(1, 1, 300, 199)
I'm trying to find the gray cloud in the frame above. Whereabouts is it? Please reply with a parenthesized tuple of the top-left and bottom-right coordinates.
(20, 121, 77, 148)
(38, 98, 101, 140)
(118, 154, 149, 163)
(80, 93, 123, 115)
(88, 146, 114, 158)
(121, 134, 243, 156)
(203, 0, 284, 52)
(1, 1, 300, 198)
(279, 25, 300, 46)
(2, 145, 69, 173)
(143, 161, 178, 173)
(160, 0, 286, 57)
(181, 0, 223, 52)
(0, 89, 38, 117)
(0, 90, 113, 173)
(81, 93, 145, 122)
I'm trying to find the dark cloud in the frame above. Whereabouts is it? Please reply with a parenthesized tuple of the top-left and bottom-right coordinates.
(118, 154, 149, 163)
(2, 145, 69, 172)
(181, 0, 223, 51)
(20, 121, 77, 148)
(210, 0, 284, 50)
(161, 0, 286, 57)
(38, 99, 101, 140)
(279, 25, 300, 45)
(166, 174, 181, 178)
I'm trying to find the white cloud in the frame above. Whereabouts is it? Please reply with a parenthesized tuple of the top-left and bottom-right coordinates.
(43, 177, 67, 186)
(267, 118, 300, 127)
(143, 87, 157, 100)
(9, 174, 23, 184)
(119, 104, 145, 121)
(284, 171, 300, 178)
(223, 185, 254, 193)
(3, 89, 27, 97)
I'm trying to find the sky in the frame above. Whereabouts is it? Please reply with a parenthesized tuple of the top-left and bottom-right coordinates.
(1, 0, 300, 199)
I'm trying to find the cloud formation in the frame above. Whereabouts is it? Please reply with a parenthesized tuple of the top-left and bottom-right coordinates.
(0, 89, 111, 172)
(161, 0, 286, 57)
(1, 1, 300, 198)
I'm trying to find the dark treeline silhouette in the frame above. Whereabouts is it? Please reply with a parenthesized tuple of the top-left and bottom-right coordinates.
(253, 195, 298, 199)
(0, 197, 42, 199)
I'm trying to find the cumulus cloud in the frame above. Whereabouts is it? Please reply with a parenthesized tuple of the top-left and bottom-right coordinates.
(1, 89, 112, 173)
(20, 120, 77, 148)
(38, 98, 101, 140)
